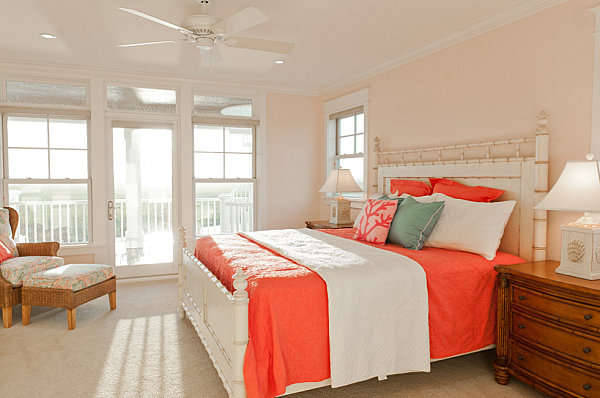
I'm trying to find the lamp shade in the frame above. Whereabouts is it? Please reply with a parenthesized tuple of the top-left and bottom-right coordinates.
(536, 160, 600, 212)
(319, 169, 362, 194)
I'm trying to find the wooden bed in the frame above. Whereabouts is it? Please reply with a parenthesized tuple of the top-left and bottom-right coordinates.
(177, 111, 550, 397)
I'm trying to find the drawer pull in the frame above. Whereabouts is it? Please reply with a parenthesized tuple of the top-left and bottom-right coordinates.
(518, 295, 526, 300)
(517, 355, 525, 360)
(584, 384, 592, 391)
(585, 314, 593, 320)
(518, 323, 526, 329)
(583, 347, 592, 354)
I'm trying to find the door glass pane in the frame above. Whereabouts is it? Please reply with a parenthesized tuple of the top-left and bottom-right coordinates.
(8, 183, 89, 244)
(225, 154, 252, 178)
(225, 127, 252, 153)
(8, 149, 48, 178)
(113, 127, 173, 266)
(195, 182, 254, 236)
(7, 116, 48, 148)
(339, 157, 364, 190)
(49, 119, 87, 149)
(50, 150, 88, 179)
(195, 153, 224, 178)
(194, 125, 223, 152)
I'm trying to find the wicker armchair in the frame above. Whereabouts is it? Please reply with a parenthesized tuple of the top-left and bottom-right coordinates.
(0, 207, 60, 328)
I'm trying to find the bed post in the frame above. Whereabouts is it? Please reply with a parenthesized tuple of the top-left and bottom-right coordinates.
(533, 111, 549, 261)
(177, 226, 187, 319)
(232, 269, 249, 398)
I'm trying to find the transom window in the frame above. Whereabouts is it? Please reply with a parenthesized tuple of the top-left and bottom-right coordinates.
(333, 107, 365, 190)
(3, 115, 90, 244)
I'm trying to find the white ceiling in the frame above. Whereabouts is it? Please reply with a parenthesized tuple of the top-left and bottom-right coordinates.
(0, 0, 563, 93)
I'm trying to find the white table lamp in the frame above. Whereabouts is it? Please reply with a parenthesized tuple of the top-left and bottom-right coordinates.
(536, 158, 600, 279)
(319, 169, 362, 224)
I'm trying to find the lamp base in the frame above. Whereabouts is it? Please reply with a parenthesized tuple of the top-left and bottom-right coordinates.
(329, 198, 351, 224)
(556, 223, 600, 280)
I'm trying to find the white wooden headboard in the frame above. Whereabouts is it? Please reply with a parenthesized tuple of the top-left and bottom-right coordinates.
(374, 112, 549, 262)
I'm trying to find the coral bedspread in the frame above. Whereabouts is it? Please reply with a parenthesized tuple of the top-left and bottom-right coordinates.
(194, 228, 523, 398)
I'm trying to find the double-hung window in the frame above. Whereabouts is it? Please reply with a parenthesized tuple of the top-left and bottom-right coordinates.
(3, 114, 90, 244)
(193, 123, 255, 236)
(332, 107, 365, 191)
(192, 91, 257, 237)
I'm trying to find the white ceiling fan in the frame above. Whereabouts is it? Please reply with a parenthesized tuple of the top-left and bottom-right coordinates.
(117, 1, 294, 64)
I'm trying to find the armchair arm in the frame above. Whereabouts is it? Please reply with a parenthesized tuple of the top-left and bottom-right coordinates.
(17, 242, 60, 257)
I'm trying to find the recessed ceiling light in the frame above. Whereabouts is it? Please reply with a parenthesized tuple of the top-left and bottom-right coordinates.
(40, 33, 57, 39)
(274, 60, 285, 65)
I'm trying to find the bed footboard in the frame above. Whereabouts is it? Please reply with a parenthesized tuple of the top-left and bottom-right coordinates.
(178, 227, 249, 398)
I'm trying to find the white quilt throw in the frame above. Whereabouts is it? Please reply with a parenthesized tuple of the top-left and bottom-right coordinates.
(239, 228, 430, 387)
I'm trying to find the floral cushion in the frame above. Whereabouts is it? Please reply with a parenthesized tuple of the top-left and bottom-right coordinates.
(0, 256, 64, 286)
(0, 208, 18, 257)
(22, 264, 114, 291)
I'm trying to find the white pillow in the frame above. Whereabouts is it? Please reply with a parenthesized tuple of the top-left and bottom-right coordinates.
(353, 193, 399, 228)
(413, 193, 515, 260)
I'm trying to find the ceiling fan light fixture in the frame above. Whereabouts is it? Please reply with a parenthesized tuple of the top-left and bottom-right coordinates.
(40, 33, 56, 39)
(196, 37, 214, 50)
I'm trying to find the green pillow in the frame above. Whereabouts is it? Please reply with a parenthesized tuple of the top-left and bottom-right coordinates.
(387, 196, 445, 250)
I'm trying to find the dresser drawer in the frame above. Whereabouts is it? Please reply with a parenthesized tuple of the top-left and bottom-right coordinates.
(512, 312, 600, 365)
(511, 340, 600, 397)
(512, 286, 600, 331)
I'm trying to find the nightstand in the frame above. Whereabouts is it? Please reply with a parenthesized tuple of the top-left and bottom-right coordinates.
(305, 220, 354, 229)
(494, 260, 600, 397)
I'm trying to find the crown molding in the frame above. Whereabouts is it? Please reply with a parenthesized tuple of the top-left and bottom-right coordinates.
(0, 59, 318, 96)
(317, 0, 568, 96)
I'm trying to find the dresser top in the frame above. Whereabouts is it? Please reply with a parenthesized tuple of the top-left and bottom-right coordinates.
(496, 260, 600, 294)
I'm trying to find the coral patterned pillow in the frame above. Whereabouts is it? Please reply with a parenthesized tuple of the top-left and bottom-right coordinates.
(353, 199, 398, 245)
(0, 208, 17, 257)
(0, 240, 14, 263)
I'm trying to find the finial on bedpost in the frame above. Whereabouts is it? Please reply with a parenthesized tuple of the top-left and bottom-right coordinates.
(374, 136, 381, 153)
(536, 111, 549, 134)
(233, 269, 249, 299)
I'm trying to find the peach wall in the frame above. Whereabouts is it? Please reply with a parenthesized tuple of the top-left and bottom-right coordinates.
(265, 93, 323, 229)
(320, 0, 598, 260)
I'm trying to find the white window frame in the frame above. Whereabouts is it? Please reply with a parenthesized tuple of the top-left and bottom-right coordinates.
(192, 117, 258, 237)
(323, 88, 369, 200)
(1, 111, 93, 245)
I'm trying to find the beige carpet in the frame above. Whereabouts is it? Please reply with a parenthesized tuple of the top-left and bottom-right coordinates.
(1, 279, 546, 398)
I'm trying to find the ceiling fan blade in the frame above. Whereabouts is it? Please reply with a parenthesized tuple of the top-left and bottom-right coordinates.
(200, 46, 222, 65)
(117, 40, 177, 48)
(214, 7, 268, 36)
(119, 8, 192, 34)
(224, 37, 294, 54)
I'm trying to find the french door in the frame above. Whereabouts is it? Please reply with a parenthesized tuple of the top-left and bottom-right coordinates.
(107, 121, 177, 278)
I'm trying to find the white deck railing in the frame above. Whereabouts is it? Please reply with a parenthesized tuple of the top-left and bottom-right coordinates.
(11, 196, 253, 244)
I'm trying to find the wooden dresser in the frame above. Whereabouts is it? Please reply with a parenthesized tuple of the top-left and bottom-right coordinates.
(494, 260, 600, 397)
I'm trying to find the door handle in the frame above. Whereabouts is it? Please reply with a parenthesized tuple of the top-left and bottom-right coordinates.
(108, 200, 114, 221)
